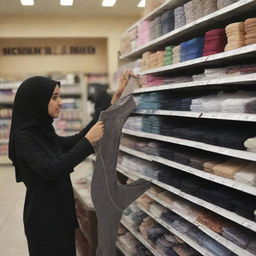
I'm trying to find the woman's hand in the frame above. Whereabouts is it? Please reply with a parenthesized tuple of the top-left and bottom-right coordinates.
(111, 71, 138, 104)
(85, 121, 104, 144)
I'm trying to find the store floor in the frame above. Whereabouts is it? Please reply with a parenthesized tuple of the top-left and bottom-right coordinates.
(0, 160, 92, 256)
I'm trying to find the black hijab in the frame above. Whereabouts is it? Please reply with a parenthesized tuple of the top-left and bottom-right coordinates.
(8, 76, 60, 182)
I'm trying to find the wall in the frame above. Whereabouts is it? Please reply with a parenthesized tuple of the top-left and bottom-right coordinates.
(0, 38, 107, 78)
(0, 15, 139, 88)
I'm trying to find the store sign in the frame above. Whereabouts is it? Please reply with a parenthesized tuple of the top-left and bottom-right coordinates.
(1, 46, 96, 55)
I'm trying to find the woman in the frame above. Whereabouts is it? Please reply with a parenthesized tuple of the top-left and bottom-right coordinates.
(8, 73, 131, 256)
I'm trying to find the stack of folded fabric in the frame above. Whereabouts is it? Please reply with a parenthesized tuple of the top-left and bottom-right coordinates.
(173, 243, 199, 256)
(161, 9, 175, 35)
(174, 6, 186, 29)
(119, 232, 139, 255)
(144, 141, 161, 156)
(202, 156, 229, 173)
(124, 116, 143, 131)
(135, 92, 162, 111)
(184, 1, 195, 24)
(148, 52, 157, 69)
(212, 158, 249, 179)
(232, 194, 256, 220)
(244, 18, 256, 46)
(189, 154, 212, 170)
(234, 162, 256, 186)
(172, 45, 181, 63)
(140, 75, 165, 87)
(225, 22, 245, 51)
(196, 211, 232, 233)
(155, 50, 165, 67)
(203, 29, 227, 56)
(142, 51, 151, 70)
(137, 195, 154, 210)
(147, 224, 168, 244)
(158, 168, 183, 188)
(180, 38, 204, 61)
(161, 210, 180, 225)
(148, 186, 163, 195)
(189, 227, 234, 256)
(171, 217, 194, 234)
(137, 20, 151, 47)
(203, 0, 217, 16)
(222, 226, 256, 253)
(139, 216, 157, 237)
(217, 0, 239, 9)
(220, 90, 256, 113)
(150, 17, 162, 40)
(244, 137, 256, 152)
(164, 46, 173, 65)
(190, 94, 215, 112)
(193, 0, 204, 20)
(158, 191, 180, 205)
(201, 91, 235, 113)
(155, 236, 175, 254)
(134, 244, 152, 256)
(197, 185, 236, 210)
(123, 204, 147, 228)
(204, 67, 228, 79)
(149, 202, 168, 218)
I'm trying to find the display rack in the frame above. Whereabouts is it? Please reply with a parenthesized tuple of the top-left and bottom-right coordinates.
(138, 205, 216, 256)
(117, 167, 256, 255)
(134, 109, 256, 122)
(120, 0, 256, 60)
(55, 75, 88, 136)
(122, 129, 256, 161)
(144, 191, 254, 256)
(134, 74, 256, 93)
(139, 44, 256, 75)
(0, 81, 19, 165)
(119, 145, 256, 196)
(117, 165, 256, 233)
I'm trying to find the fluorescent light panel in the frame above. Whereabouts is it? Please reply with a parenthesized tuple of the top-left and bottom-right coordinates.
(60, 0, 74, 6)
(20, 0, 34, 6)
(138, 0, 146, 8)
(102, 0, 117, 7)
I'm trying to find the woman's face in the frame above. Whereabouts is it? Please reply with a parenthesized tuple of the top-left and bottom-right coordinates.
(48, 85, 62, 118)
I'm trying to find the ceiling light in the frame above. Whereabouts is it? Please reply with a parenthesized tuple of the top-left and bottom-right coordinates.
(60, 0, 74, 6)
(20, 0, 34, 6)
(137, 0, 146, 8)
(102, 0, 117, 7)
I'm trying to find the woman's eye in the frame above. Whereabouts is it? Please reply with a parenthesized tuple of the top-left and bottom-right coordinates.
(52, 96, 58, 100)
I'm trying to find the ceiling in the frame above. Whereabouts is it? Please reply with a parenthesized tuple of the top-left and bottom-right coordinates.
(0, 0, 142, 16)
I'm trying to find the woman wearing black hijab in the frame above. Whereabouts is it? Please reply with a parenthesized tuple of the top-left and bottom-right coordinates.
(8, 74, 130, 256)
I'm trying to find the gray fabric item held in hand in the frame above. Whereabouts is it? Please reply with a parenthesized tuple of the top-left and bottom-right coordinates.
(91, 92, 150, 256)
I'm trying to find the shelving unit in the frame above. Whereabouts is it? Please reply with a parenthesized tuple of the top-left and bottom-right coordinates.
(119, 145, 256, 196)
(120, 0, 256, 60)
(116, 1, 256, 255)
(117, 165, 256, 233)
(139, 44, 256, 75)
(0, 82, 18, 165)
(134, 74, 256, 93)
(134, 109, 256, 122)
(122, 129, 256, 161)
(144, 192, 254, 256)
(138, 205, 216, 256)
(118, 169, 255, 256)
